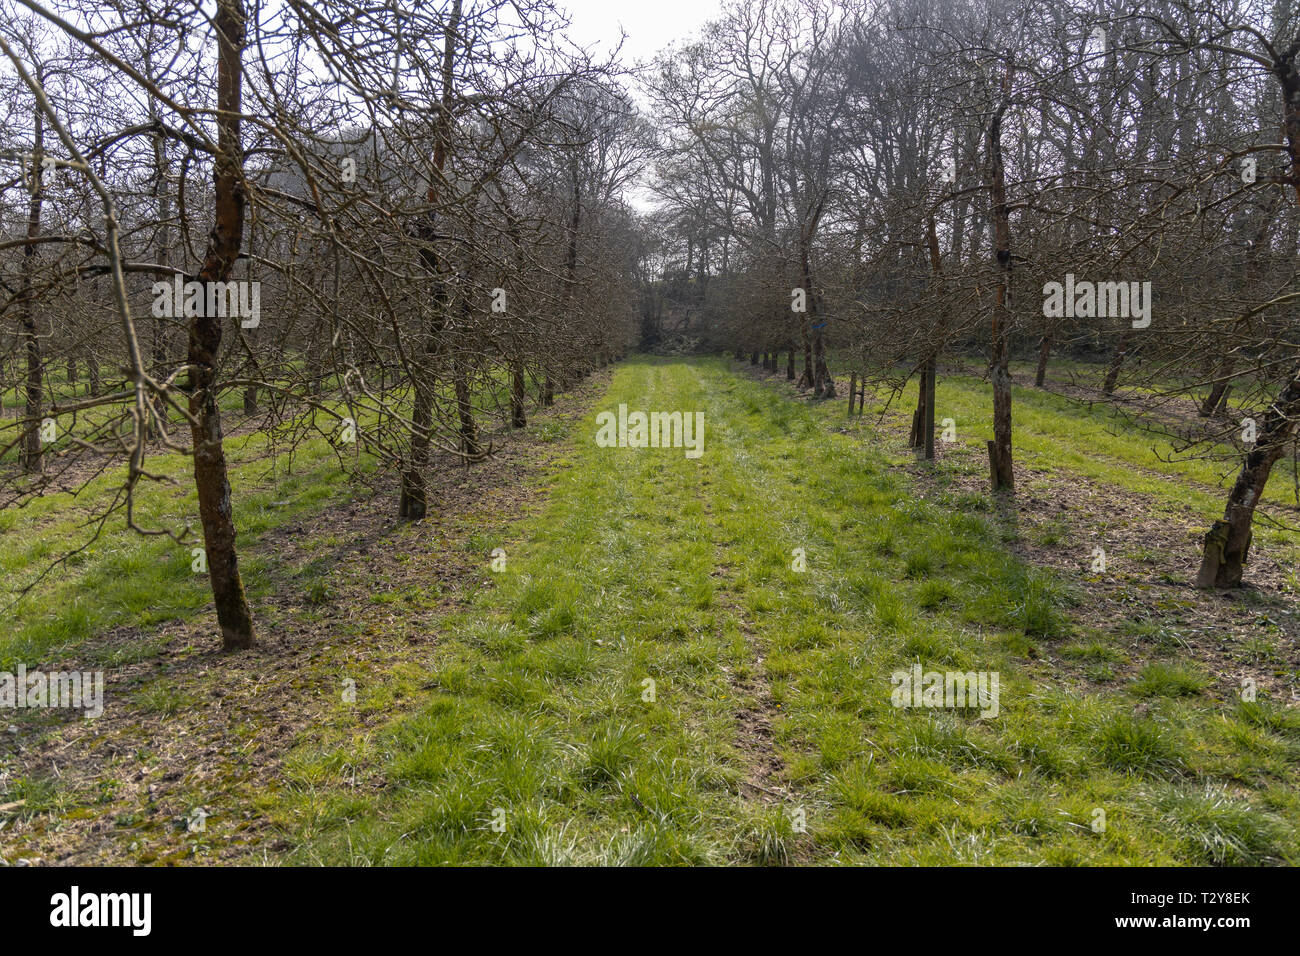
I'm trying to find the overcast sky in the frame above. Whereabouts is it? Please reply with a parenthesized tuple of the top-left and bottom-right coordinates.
(557, 0, 724, 66)
(555, 0, 724, 210)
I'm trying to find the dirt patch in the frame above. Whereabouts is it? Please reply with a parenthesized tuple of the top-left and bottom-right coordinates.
(694, 426, 788, 805)
(908, 443, 1300, 701)
(728, 625, 785, 804)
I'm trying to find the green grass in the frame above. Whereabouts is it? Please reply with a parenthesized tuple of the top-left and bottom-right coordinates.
(269, 356, 1299, 865)
(872, 362, 1300, 561)
(0, 356, 545, 670)
(0, 408, 374, 671)
(1131, 662, 1212, 699)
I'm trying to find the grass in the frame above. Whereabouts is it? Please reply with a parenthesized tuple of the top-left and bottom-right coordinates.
(0, 412, 373, 671)
(871, 360, 1300, 561)
(0, 359, 534, 670)
(3, 354, 1297, 865)
(263, 356, 1300, 865)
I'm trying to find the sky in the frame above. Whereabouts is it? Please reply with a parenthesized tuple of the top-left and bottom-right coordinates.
(555, 0, 725, 210)
(556, 0, 724, 66)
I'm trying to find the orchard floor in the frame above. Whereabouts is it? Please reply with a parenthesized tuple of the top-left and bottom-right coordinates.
(3, 356, 1299, 865)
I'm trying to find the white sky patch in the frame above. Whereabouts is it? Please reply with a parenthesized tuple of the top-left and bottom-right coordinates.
(557, 0, 722, 210)
(558, 0, 723, 66)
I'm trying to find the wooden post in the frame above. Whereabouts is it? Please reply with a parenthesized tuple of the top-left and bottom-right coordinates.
(911, 364, 930, 450)
(923, 356, 936, 460)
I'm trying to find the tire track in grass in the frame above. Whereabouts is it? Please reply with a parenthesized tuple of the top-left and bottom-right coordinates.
(696, 361, 795, 811)
(642, 360, 787, 805)
(284, 356, 798, 863)
(700, 486, 786, 804)
(726, 606, 786, 804)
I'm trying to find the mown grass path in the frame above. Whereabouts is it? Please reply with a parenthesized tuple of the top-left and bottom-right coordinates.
(281, 357, 1299, 865)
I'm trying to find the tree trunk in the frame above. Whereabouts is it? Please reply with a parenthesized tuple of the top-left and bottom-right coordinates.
(19, 102, 45, 475)
(400, 370, 432, 520)
(798, 325, 814, 390)
(1196, 365, 1300, 587)
(455, 361, 477, 456)
(401, 0, 463, 519)
(149, 122, 172, 440)
(1200, 361, 1235, 417)
(1034, 333, 1051, 387)
(558, 166, 582, 387)
(909, 369, 925, 448)
(990, 320, 1014, 491)
(189, 0, 255, 650)
(1214, 385, 1233, 420)
(510, 360, 526, 428)
(454, 230, 480, 456)
(1102, 328, 1132, 395)
(1194, 31, 1300, 587)
(985, 70, 1015, 492)
(813, 328, 833, 398)
(912, 358, 937, 459)
(921, 217, 942, 458)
